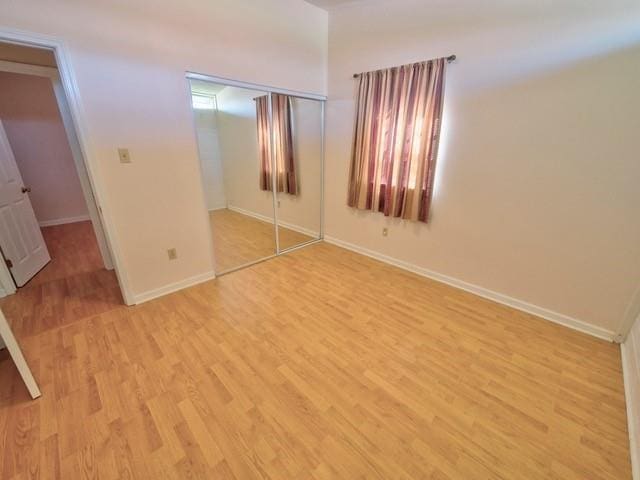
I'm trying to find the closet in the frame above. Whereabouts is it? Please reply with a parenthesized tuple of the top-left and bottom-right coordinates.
(187, 75, 324, 274)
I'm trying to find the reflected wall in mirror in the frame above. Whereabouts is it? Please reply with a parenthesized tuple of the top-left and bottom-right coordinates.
(268, 95, 323, 251)
(190, 79, 276, 273)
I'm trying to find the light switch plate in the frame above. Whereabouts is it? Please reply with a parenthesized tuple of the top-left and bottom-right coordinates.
(118, 148, 131, 163)
(167, 248, 177, 260)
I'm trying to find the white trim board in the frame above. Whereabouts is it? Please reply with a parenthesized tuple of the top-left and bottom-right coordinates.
(227, 205, 272, 224)
(186, 72, 327, 102)
(133, 270, 216, 305)
(38, 214, 91, 227)
(620, 315, 640, 480)
(622, 324, 640, 480)
(227, 205, 320, 239)
(323, 235, 616, 341)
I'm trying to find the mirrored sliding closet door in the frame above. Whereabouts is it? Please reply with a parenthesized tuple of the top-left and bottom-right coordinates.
(189, 76, 324, 275)
(272, 95, 323, 251)
(190, 79, 277, 274)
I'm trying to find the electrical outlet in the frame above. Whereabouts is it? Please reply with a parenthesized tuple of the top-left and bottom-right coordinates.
(382, 228, 388, 237)
(118, 148, 131, 163)
(167, 248, 177, 260)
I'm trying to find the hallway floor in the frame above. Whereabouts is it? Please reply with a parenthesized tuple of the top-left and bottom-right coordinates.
(0, 221, 122, 339)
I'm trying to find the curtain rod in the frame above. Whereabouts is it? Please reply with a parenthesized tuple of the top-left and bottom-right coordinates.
(352, 54, 456, 78)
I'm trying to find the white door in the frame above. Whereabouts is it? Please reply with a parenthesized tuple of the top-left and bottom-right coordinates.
(0, 119, 50, 287)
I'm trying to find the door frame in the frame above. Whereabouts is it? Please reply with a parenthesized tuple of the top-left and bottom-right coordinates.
(0, 28, 134, 305)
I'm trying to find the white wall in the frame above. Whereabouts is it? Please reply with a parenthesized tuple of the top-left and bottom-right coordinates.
(194, 108, 226, 211)
(623, 314, 640, 479)
(0, 71, 88, 225)
(216, 86, 274, 219)
(0, 0, 327, 299)
(325, 0, 640, 336)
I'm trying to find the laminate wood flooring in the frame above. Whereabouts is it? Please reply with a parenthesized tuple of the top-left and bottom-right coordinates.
(0, 224, 631, 479)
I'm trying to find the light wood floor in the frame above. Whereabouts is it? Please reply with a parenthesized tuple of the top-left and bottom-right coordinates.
(0, 221, 123, 339)
(209, 209, 314, 272)
(0, 223, 631, 479)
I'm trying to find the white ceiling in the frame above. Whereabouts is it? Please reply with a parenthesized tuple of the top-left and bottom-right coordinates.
(304, 0, 360, 10)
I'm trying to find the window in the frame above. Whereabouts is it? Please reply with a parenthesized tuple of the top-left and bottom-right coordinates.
(192, 93, 217, 110)
(347, 58, 447, 223)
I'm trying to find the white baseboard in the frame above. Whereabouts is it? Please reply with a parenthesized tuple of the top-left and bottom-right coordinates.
(278, 219, 319, 239)
(623, 326, 640, 480)
(39, 214, 91, 227)
(324, 235, 615, 341)
(227, 205, 319, 238)
(227, 205, 274, 224)
(208, 205, 227, 212)
(133, 270, 216, 305)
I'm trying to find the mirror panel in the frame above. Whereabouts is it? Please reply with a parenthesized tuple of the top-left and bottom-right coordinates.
(274, 95, 323, 251)
(190, 80, 277, 274)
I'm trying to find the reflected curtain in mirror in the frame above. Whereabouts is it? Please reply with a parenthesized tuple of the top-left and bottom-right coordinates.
(256, 94, 298, 195)
(347, 58, 447, 223)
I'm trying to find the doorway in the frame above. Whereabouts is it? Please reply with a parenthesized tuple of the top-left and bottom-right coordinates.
(0, 40, 124, 336)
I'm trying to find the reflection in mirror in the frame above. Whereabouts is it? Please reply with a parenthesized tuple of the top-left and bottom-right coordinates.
(190, 80, 276, 273)
(269, 95, 323, 250)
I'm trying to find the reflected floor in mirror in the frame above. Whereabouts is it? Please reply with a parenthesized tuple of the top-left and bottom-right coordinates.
(209, 209, 314, 273)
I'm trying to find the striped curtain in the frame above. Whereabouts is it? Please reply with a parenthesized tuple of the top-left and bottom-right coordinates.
(256, 94, 298, 195)
(347, 58, 447, 222)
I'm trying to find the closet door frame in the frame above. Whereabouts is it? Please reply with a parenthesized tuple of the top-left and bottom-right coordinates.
(185, 72, 326, 268)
